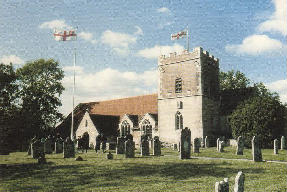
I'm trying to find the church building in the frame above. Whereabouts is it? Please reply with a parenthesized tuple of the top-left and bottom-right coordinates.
(57, 47, 222, 147)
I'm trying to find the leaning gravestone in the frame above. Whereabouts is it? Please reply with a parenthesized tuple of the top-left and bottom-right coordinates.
(55, 138, 63, 153)
(236, 136, 244, 155)
(205, 136, 209, 148)
(116, 137, 125, 154)
(219, 141, 224, 152)
(281, 136, 286, 150)
(274, 139, 279, 155)
(63, 137, 75, 158)
(31, 139, 44, 159)
(216, 138, 220, 151)
(215, 178, 229, 192)
(252, 136, 262, 162)
(153, 136, 161, 156)
(234, 171, 245, 192)
(125, 139, 135, 158)
(179, 127, 191, 159)
(141, 136, 149, 156)
(193, 138, 200, 153)
(44, 137, 53, 154)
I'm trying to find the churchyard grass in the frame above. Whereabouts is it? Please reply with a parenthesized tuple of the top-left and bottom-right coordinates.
(1, 148, 287, 192)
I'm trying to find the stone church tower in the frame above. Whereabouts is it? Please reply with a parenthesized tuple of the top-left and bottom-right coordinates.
(158, 47, 220, 144)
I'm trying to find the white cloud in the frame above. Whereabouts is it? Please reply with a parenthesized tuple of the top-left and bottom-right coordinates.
(0, 55, 24, 65)
(267, 79, 287, 104)
(257, 0, 287, 36)
(137, 44, 185, 59)
(157, 7, 170, 13)
(134, 26, 143, 36)
(60, 67, 158, 115)
(39, 19, 71, 30)
(78, 32, 97, 44)
(225, 34, 284, 55)
(101, 30, 137, 55)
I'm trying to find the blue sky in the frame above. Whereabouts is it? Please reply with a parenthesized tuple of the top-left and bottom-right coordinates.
(0, 0, 286, 115)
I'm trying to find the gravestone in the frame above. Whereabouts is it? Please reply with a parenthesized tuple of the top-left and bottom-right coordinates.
(31, 139, 44, 159)
(193, 138, 200, 153)
(179, 127, 191, 159)
(107, 152, 113, 159)
(37, 152, 46, 164)
(125, 139, 135, 158)
(28, 136, 37, 155)
(178, 142, 181, 152)
(173, 143, 178, 150)
(75, 156, 83, 161)
(63, 137, 75, 158)
(219, 141, 224, 152)
(116, 137, 125, 154)
(95, 135, 102, 153)
(141, 136, 149, 156)
(205, 136, 209, 148)
(55, 138, 63, 153)
(274, 139, 279, 155)
(281, 136, 286, 150)
(44, 137, 53, 154)
(252, 136, 262, 162)
(215, 178, 229, 192)
(153, 136, 161, 156)
(108, 143, 116, 150)
(234, 171, 245, 192)
(236, 136, 244, 155)
(216, 138, 220, 151)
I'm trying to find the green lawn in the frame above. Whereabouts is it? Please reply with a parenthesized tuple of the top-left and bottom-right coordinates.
(0, 147, 287, 192)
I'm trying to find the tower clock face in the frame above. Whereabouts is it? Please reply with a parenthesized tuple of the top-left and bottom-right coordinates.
(159, 66, 165, 73)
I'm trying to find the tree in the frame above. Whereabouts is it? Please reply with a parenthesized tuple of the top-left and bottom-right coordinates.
(219, 70, 250, 90)
(16, 59, 64, 143)
(229, 83, 286, 148)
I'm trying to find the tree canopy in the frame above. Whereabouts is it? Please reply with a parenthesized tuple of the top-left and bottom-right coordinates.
(219, 70, 250, 90)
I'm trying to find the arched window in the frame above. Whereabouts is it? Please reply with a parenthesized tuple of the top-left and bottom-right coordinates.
(85, 120, 88, 127)
(175, 111, 183, 130)
(121, 120, 130, 137)
(175, 78, 182, 93)
(141, 119, 152, 139)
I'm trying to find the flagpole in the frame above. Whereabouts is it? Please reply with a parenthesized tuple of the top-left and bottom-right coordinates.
(186, 26, 189, 52)
(71, 47, 76, 141)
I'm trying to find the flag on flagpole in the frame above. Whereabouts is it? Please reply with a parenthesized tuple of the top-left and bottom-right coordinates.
(53, 29, 77, 41)
(171, 30, 187, 40)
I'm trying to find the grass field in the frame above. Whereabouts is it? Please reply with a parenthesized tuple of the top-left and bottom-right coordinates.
(1, 147, 287, 192)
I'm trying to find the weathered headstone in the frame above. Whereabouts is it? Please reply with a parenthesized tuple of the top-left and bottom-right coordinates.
(216, 138, 220, 151)
(205, 136, 209, 148)
(173, 143, 178, 150)
(95, 134, 101, 152)
(153, 136, 161, 156)
(37, 152, 46, 164)
(193, 138, 200, 153)
(31, 139, 44, 159)
(107, 152, 113, 159)
(125, 139, 135, 158)
(141, 136, 149, 156)
(55, 138, 63, 153)
(219, 141, 224, 152)
(215, 178, 229, 192)
(44, 137, 53, 154)
(252, 136, 262, 162)
(234, 171, 245, 192)
(274, 139, 279, 155)
(281, 136, 286, 150)
(179, 127, 191, 159)
(63, 137, 75, 158)
(236, 136, 244, 155)
(116, 137, 125, 154)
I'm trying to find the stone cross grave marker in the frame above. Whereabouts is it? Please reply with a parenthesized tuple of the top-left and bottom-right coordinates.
(179, 127, 191, 159)
(116, 137, 125, 154)
(216, 138, 220, 151)
(55, 138, 63, 154)
(234, 171, 245, 192)
(193, 138, 200, 153)
(63, 137, 75, 158)
(236, 136, 244, 155)
(215, 178, 229, 192)
(31, 139, 44, 159)
(44, 137, 53, 154)
(153, 136, 161, 156)
(281, 136, 286, 150)
(125, 139, 135, 158)
(274, 139, 279, 155)
(141, 136, 150, 156)
(205, 136, 209, 148)
(252, 136, 262, 162)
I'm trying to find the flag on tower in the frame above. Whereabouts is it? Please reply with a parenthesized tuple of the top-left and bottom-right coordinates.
(53, 29, 77, 41)
(171, 30, 187, 40)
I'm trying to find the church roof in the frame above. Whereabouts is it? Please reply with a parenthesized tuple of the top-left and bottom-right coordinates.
(89, 114, 120, 136)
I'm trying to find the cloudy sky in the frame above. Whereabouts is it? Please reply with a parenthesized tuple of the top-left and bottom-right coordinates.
(0, 0, 286, 115)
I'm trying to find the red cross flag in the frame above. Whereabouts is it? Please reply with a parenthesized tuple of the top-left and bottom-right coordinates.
(53, 29, 77, 41)
(171, 30, 187, 40)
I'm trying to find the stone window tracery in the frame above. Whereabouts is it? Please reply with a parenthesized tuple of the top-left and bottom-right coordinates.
(121, 120, 130, 137)
(175, 111, 183, 130)
(141, 119, 152, 139)
(175, 78, 182, 93)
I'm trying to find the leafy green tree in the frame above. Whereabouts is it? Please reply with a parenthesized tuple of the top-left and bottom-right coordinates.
(219, 70, 250, 90)
(16, 59, 64, 142)
(229, 83, 285, 148)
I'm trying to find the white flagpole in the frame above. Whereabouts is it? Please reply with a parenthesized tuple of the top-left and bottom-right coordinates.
(71, 47, 76, 141)
(186, 26, 189, 52)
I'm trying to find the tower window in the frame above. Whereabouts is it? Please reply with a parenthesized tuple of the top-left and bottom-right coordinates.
(175, 111, 183, 130)
(175, 78, 182, 93)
